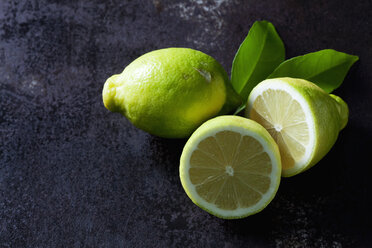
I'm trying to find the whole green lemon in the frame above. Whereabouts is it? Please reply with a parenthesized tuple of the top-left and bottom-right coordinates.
(102, 48, 241, 138)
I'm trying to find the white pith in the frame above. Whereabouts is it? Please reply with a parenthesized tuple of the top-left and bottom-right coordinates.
(246, 79, 316, 176)
(180, 125, 281, 218)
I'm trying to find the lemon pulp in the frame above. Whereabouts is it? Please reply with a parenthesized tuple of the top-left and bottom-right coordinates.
(190, 130, 272, 209)
(249, 89, 310, 170)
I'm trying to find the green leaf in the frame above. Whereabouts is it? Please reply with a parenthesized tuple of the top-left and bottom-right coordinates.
(268, 49, 359, 93)
(231, 20, 285, 101)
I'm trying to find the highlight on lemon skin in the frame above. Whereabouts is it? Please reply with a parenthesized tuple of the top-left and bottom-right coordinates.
(179, 116, 281, 219)
(246, 77, 349, 177)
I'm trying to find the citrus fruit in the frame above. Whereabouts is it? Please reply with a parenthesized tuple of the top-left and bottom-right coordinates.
(102, 48, 242, 138)
(246, 77, 348, 177)
(180, 116, 281, 219)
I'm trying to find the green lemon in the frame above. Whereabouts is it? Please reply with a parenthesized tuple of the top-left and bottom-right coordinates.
(246, 77, 349, 177)
(180, 116, 281, 219)
(102, 48, 241, 138)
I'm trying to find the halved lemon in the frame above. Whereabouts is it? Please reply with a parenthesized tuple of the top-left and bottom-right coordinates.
(180, 116, 281, 219)
(246, 77, 348, 177)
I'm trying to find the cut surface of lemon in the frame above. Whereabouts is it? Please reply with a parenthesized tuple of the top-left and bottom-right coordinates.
(180, 116, 281, 219)
(246, 77, 346, 177)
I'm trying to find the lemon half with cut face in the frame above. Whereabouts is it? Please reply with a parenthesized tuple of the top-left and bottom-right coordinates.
(180, 116, 281, 219)
(246, 77, 348, 177)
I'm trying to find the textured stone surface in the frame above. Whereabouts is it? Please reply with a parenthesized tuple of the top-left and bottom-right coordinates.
(0, 0, 371, 247)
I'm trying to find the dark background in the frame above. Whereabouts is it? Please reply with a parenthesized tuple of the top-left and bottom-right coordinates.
(1, 0, 371, 247)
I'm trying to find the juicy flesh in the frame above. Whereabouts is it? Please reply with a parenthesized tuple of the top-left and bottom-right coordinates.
(250, 89, 309, 169)
(189, 131, 272, 210)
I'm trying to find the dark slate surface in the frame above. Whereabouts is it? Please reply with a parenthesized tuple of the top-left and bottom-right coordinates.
(1, 0, 371, 247)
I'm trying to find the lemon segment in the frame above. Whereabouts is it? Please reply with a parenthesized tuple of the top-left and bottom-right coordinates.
(180, 116, 281, 219)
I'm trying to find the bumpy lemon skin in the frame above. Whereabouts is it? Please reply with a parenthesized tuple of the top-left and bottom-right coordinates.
(179, 116, 282, 219)
(102, 48, 241, 138)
